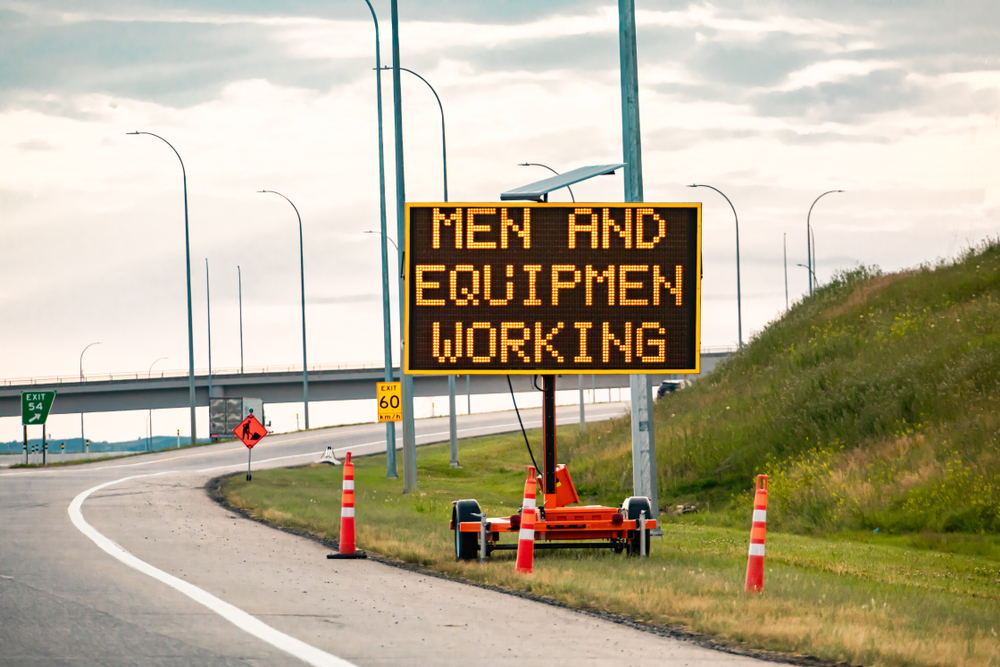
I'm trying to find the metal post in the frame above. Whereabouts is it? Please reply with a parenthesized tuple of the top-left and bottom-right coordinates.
(258, 190, 309, 429)
(449, 374, 459, 467)
(363, 0, 397, 478)
(391, 0, 417, 493)
(479, 514, 488, 564)
(619, 0, 660, 532)
(127, 132, 197, 447)
(579, 375, 585, 431)
(542, 376, 556, 497)
(639, 509, 647, 557)
(466, 376, 471, 414)
(688, 184, 742, 348)
(79, 341, 100, 453)
(247, 447, 252, 481)
(238, 265, 244, 374)
(176, 429, 180, 449)
(147, 357, 167, 452)
(23, 426, 27, 465)
(205, 259, 213, 411)
(379, 63, 457, 462)
(42, 424, 46, 466)
(807, 190, 844, 296)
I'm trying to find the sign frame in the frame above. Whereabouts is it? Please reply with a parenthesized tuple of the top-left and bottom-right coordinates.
(21, 390, 57, 426)
(403, 202, 701, 375)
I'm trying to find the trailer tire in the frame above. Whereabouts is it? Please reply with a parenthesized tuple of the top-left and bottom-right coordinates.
(621, 496, 652, 557)
(452, 499, 481, 561)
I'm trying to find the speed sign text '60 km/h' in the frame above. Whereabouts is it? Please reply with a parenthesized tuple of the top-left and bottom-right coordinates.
(377, 382, 402, 422)
(404, 203, 701, 374)
(21, 390, 57, 426)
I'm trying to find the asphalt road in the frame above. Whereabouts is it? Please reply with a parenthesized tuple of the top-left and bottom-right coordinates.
(0, 404, 765, 666)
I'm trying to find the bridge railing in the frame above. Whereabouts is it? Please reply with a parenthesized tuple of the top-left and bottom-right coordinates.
(0, 361, 387, 387)
(2, 347, 737, 388)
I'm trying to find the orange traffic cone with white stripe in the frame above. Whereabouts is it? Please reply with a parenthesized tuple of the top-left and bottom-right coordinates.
(327, 451, 367, 560)
(515, 466, 537, 574)
(744, 474, 768, 592)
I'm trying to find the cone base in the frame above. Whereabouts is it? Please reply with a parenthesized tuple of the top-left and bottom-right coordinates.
(327, 552, 368, 559)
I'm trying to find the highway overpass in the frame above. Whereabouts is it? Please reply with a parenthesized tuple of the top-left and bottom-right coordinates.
(0, 350, 734, 418)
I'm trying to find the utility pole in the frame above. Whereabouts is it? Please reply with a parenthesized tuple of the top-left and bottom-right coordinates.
(619, 0, 660, 531)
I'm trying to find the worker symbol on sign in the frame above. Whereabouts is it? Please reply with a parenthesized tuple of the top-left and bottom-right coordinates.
(234, 413, 268, 449)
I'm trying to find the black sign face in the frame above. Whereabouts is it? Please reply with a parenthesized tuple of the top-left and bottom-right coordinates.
(405, 203, 700, 374)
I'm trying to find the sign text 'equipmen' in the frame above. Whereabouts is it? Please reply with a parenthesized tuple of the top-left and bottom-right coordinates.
(405, 203, 701, 374)
(376, 382, 402, 422)
(21, 391, 57, 426)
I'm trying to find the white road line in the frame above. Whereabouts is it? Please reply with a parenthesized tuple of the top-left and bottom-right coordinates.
(68, 472, 356, 667)
(197, 450, 327, 474)
(6, 407, 627, 477)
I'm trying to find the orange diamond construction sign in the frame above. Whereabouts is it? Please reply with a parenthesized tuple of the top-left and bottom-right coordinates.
(234, 414, 267, 449)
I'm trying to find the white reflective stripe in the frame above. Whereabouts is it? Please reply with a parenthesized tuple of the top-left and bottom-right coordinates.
(343, 480, 354, 491)
(518, 528, 535, 542)
(69, 473, 357, 667)
(748, 543, 765, 556)
(752, 509, 766, 523)
(341, 507, 355, 518)
(522, 497, 536, 511)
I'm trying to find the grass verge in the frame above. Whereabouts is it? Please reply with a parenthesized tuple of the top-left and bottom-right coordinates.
(218, 427, 1000, 667)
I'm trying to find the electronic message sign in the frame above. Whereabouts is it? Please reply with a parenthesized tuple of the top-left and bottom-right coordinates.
(404, 203, 700, 374)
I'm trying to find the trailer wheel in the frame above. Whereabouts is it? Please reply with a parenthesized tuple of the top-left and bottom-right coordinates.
(452, 499, 481, 561)
(621, 497, 652, 557)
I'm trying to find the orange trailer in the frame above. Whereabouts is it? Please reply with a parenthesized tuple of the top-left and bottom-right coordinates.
(450, 376, 656, 560)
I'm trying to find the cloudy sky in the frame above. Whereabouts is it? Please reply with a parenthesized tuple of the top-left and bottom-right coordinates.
(2, 1, 998, 442)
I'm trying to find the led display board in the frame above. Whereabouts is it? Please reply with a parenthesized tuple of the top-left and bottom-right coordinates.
(404, 203, 700, 374)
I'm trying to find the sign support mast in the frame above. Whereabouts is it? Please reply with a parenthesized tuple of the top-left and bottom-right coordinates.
(390, 0, 418, 493)
(619, 0, 660, 532)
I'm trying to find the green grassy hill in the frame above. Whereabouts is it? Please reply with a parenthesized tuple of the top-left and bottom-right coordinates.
(566, 241, 1000, 541)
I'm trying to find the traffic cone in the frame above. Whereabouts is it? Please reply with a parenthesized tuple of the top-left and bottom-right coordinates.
(515, 466, 537, 574)
(327, 451, 367, 560)
(744, 474, 768, 592)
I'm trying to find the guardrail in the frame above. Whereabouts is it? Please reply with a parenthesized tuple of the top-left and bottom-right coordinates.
(1, 348, 737, 388)
(0, 361, 387, 387)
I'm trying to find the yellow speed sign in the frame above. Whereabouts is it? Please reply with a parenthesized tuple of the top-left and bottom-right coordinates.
(377, 382, 402, 422)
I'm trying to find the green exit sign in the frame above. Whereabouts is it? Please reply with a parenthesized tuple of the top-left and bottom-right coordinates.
(21, 391, 57, 426)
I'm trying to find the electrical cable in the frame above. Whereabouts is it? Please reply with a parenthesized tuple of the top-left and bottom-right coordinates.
(507, 375, 539, 471)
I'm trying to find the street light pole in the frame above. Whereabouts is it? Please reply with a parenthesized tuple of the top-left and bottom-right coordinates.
(258, 190, 310, 429)
(378, 66, 447, 202)
(807, 190, 845, 296)
(390, 0, 418, 493)
(205, 259, 212, 413)
(127, 131, 198, 447)
(362, 0, 397, 478)
(619, 0, 660, 532)
(520, 162, 586, 430)
(237, 265, 244, 374)
(796, 263, 820, 287)
(378, 63, 459, 468)
(688, 183, 743, 348)
(147, 356, 168, 451)
(79, 341, 101, 454)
